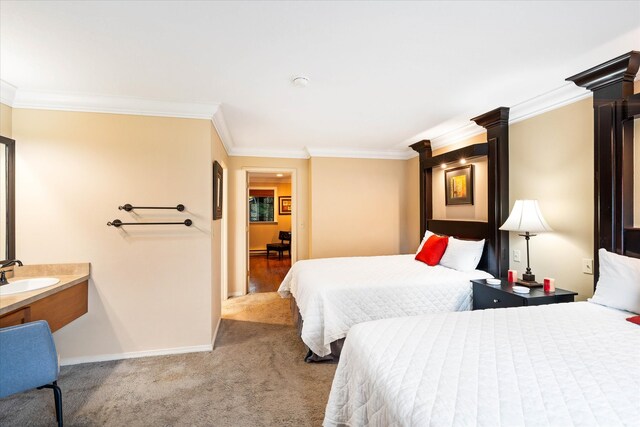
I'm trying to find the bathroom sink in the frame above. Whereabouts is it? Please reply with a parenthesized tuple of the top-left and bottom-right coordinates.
(0, 278, 60, 296)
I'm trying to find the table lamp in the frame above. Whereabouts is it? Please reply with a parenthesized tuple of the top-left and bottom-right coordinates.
(499, 200, 552, 284)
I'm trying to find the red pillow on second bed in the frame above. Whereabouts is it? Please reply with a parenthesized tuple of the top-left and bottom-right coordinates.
(415, 234, 449, 266)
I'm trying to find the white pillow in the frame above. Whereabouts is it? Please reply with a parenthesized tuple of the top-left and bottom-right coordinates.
(589, 248, 640, 314)
(415, 230, 434, 254)
(439, 237, 485, 272)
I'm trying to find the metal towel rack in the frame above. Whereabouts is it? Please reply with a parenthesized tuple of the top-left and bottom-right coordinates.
(119, 204, 185, 212)
(107, 219, 193, 227)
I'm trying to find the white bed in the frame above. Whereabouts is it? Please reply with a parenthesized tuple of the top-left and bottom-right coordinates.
(277, 254, 492, 357)
(324, 301, 640, 426)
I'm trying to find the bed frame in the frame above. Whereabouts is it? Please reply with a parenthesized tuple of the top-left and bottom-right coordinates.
(411, 107, 510, 278)
(567, 51, 640, 279)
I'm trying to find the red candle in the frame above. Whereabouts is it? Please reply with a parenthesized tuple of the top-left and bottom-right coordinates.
(508, 270, 517, 283)
(544, 278, 555, 292)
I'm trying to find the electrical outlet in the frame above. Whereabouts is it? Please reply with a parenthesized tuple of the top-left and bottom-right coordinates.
(582, 258, 593, 275)
(513, 249, 521, 263)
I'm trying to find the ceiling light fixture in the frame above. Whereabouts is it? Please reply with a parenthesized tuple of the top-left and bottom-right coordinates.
(460, 158, 467, 164)
(292, 76, 309, 87)
(276, 173, 284, 177)
(441, 163, 446, 169)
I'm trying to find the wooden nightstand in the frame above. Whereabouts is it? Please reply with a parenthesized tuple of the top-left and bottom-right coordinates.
(471, 279, 577, 310)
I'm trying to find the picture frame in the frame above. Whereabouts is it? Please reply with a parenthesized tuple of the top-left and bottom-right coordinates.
(213, 161, 223, 220)
(445, 165, 474, 205)
(279, 196, 292, 215)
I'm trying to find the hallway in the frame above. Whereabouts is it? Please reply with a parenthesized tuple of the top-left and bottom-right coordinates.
(249, 253, 291, 293)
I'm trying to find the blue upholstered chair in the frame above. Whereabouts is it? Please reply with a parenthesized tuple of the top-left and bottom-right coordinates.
(0, 320, 63, 426)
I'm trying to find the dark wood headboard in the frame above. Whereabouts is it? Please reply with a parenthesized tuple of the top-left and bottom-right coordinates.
(410, 107, 510, 277)
(566, 51, 640, 285)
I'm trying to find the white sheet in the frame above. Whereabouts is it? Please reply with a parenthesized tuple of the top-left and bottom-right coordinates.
(324, 302, 640, 427)
(277, 254, 492, 356)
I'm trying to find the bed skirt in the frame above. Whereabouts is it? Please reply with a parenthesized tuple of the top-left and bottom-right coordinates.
(290, 297, 344, 363)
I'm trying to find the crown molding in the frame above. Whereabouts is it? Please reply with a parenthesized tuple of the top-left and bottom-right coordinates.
(10, 88, 219, 119)
(425, 82, 592, 150)
(0, 80, 17, 106)
(429, 122, 485, 150)
(210, 106, 234, 156)
(229, 146, 310, 159)
(509, 82, 591, 125)
(306, 147, 416, 160)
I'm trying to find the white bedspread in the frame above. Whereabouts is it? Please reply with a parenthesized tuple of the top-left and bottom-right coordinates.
(324, 302, 640, 427)
(277, 254, 492, 356)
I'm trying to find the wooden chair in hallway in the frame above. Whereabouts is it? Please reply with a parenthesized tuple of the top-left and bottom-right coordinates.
(266, 231, 291, 260)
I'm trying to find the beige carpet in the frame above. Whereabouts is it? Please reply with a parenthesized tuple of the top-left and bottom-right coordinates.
(222, 292, 293, 326)
(0, 294, 335, 426)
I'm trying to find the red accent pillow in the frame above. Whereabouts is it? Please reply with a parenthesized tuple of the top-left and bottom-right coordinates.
(415, 235, 449, 266)
(626, 315, 640, 326)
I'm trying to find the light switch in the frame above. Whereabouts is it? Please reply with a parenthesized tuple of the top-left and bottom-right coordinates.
(582, 258, 593, 275)
(513, 250, 521, 263)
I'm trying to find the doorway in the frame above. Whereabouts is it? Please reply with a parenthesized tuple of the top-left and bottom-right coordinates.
(247, 171, 293, 293)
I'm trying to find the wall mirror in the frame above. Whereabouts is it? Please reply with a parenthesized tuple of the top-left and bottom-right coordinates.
(0, 136, 15, 263)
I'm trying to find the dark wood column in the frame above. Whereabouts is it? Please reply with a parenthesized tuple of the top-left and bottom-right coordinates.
(410, 140, 432, 239)
(471, 107, 510, 278)
(566, 51, 640, 284)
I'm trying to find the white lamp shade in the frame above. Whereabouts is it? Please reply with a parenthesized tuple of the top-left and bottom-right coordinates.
(499, 200, 553, 233)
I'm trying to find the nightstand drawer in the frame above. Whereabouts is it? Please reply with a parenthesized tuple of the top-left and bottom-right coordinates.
(473, 283, 523, 309)
(472, 279, 578, 310)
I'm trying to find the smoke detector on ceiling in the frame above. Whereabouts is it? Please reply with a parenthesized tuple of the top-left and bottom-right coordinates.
(292, 76, 309, 87)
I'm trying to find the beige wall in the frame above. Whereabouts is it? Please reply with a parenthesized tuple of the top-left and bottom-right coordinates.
(210, 124, 228, 340)
(249, 181, 292, 251)
(12, 109, 214, 361)
(309, 157, 408, 259)
(227, 156, 309, 296)
(509, 98, 594, 300)
(401, 155, 420, 253)
(0, 103, 12, 137)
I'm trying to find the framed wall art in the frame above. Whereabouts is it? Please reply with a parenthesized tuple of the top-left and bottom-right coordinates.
(279, 196, 292, 215)
(445, 165, 474, 205)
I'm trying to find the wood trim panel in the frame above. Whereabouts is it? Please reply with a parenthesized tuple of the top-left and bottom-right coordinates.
(29, 280, 88, 332)
(0, 306, 30, 328)
(0, 280, 89, 332)
(624, 228, 640, 258)
(472, 107, 510, 278)
(566, 51, 640, 285)
(410, 108, 509, 278)
(420, 143, 488, 169)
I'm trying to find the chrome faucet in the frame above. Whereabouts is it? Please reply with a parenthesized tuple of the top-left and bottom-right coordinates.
(0, 259, 23, 285)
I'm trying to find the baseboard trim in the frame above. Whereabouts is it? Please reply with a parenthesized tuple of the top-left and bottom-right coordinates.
(228, 291, 245, 297)
(211, 317, 222, 349)
(60, 344, 213, 366)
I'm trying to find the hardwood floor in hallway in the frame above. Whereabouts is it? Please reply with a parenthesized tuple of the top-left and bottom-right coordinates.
(249, 253, 292, 293)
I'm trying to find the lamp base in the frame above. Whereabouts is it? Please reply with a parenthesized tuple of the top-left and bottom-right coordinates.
(516, 279, 542, 288)
(523, 272, 536, 282)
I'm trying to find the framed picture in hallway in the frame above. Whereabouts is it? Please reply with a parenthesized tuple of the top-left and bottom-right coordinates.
(213, 161, 223, 220)
(279, 196, 291, 215)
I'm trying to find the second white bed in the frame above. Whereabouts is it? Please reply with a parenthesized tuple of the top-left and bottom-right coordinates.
(324, 301, 640, 426)
(277, 254, 492, 357)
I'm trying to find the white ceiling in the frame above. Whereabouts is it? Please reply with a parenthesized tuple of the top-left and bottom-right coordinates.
(1, 1, 638, 158)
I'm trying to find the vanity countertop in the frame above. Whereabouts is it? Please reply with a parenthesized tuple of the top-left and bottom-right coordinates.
(0, 263, 90, 316)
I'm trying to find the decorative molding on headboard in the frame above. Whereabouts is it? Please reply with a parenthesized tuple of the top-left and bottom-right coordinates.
(472, 107, 510, 278)
(566, 50, 640, 285)
(409, 140, 433, 235)
(410, 107, 510, 278)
